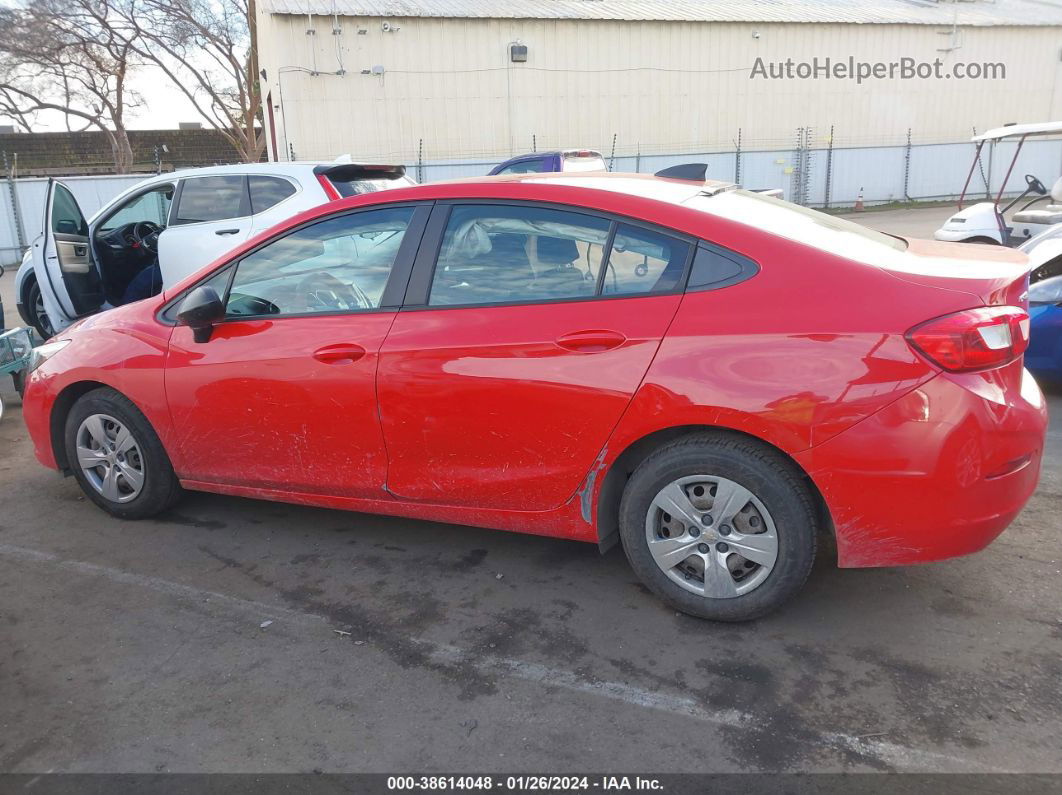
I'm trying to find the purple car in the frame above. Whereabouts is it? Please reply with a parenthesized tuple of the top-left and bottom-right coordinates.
(489, 149, 607, 176)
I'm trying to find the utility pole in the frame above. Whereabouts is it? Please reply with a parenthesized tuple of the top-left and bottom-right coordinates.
(248, 0, 262, 159)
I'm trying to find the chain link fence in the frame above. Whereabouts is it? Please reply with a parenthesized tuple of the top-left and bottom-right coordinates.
(397, 129, 1062, 209)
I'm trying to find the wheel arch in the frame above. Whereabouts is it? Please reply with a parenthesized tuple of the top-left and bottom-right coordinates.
(15, 266, 37, 327)
(49, 380, 111, 473)
(594, 425, 833, 554)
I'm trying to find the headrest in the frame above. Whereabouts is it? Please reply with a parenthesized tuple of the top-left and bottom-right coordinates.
(536, 236, 579, 265)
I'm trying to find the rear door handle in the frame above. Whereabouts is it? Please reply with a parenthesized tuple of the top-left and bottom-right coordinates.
(554, 329, 627, 353)
(215, 228, 241, 236)
(313, 343, 367, 364)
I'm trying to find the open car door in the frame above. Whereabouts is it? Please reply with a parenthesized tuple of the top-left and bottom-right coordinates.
(35, 180, 103, 325)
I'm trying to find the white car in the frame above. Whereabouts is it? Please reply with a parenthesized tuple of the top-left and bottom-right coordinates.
(14, 161, 413, 337)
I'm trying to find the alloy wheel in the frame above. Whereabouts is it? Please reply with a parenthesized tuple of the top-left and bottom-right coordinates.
(644, 475, 778, 599)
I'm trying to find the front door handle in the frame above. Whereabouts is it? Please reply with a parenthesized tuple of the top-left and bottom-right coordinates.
(215, 228, 241, 236)
(555, 329, 627, 353)
(313, 343, 366, 364)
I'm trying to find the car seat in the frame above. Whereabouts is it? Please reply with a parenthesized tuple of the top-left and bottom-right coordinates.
(433, 232, 535, 303)
(1013, 176, 1062, 225)
(532, 237, 592, 298)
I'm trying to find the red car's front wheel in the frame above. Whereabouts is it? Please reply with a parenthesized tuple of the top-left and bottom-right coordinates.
(64, 388, 184, 520)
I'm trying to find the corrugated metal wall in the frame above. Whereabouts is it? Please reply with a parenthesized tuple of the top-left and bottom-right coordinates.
(257, 13, 1062, 163)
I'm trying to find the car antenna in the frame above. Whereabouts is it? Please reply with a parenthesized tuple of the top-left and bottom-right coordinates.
(654, 163, 708, 182)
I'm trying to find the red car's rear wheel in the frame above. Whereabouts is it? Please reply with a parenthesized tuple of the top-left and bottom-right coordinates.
(619, 433, 819, 621)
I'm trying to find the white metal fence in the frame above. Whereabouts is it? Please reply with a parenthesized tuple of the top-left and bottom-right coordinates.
(414, 137, 1062, 208)
(2, 136, 1061, 267)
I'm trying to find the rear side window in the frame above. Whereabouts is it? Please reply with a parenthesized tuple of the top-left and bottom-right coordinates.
(175, 176, 247, 224)
(426, 204, 690, 307)
(686, 243, 759, 291)
(602, 224, 690, 296)
(249, 176, 296, 214)
(429, 205, 609, 306)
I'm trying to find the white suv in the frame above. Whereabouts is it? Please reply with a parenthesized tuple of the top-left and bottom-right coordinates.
(14, 161, 413, 337)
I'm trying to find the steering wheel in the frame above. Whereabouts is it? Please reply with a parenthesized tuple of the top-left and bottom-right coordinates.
(1025, 174, 1048, 195)
(297, 272, 371, 312)
(132, 221, 162, 253)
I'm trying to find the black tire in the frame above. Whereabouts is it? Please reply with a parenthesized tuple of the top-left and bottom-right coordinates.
(64, 387, 184, 519)
(619, 433, 818, 622)
(25, 278, 54, 340)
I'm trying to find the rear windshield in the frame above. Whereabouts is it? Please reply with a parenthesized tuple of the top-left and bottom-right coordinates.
(687, 189, 907, 255)
(562, 154, 607, 173)
(329, 175, 416, 198)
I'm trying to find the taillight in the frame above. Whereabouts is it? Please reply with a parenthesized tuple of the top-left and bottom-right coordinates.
(905, 306, 1029, 372)
(316, 173, 341, 201)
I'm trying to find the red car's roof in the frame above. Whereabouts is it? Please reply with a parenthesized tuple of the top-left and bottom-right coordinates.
(314, 171, 737, 230)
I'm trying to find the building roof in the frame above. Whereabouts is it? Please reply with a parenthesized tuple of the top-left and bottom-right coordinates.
(262, 0, 1062, 27)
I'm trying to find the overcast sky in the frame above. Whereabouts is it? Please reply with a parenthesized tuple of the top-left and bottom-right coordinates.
(11, 65, 210, 132)
(126, 68, 205, 129)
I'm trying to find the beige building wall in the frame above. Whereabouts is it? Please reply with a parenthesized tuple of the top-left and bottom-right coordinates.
(255, 12, 1062, 163)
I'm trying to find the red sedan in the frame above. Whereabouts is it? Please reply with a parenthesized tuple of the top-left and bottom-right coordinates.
(21, 172, 1046, 621)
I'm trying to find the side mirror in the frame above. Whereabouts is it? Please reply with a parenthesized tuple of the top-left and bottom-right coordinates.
(176, 286, 225, 343)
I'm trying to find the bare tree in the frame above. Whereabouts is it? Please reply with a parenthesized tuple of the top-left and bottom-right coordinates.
(0, 0, 141, 173)
(119, 0, 264, 163)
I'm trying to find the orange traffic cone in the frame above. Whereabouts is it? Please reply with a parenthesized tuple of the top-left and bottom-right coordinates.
(854, 187, 865, 212)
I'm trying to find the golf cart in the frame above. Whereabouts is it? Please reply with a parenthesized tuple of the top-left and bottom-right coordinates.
(934, 121, 1062, 246)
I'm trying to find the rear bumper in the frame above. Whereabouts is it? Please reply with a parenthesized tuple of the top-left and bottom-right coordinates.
(797, 366, 1046, 567)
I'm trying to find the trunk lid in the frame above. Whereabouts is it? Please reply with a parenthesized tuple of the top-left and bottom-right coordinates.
(880, 238, 1029, 309)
